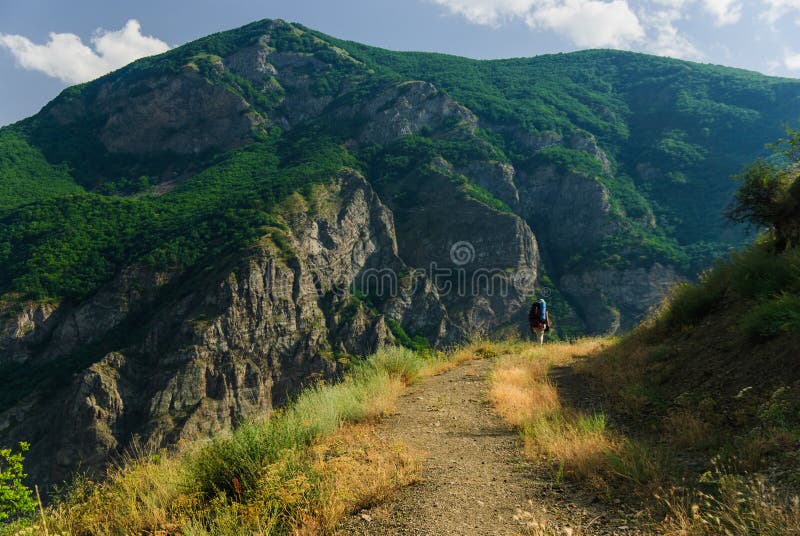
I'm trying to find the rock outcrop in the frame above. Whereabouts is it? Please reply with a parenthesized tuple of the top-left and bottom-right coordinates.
(352, 81, 478, 145)
(0, 170, 536, 486)
(560, 264, 682, 333)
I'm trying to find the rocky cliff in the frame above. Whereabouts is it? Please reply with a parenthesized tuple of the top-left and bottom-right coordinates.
(0, 170, 537, 486)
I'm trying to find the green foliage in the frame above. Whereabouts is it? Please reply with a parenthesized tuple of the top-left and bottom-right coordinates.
(528, 145, 605, 178)
(0, 135, 355, 300)
(386, 319, 432, 353)
(458, 179, 513, 213)
(655, 130, 707, 167)
(0, 129, 83, 212)
(656, 240, 800, 338)
(728, 128, 800, 250)
(0, 442, 35, 522)
(659, 281, 723, 328)
(742, 293, 800, 339)
(757, 387, 800, 431)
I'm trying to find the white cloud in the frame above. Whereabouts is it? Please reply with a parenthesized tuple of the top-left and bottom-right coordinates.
(701, 0, 742, 25)
(642, 6, 703, 59)
(784, 49, 800, 70)
(431, 0, 538, 25)
(434, 0, 645, 47)
(525, 0, 644, 48)
(431, 0, 761, 56)
(760, 0, 800, 23)
(0, 19, 169, 84)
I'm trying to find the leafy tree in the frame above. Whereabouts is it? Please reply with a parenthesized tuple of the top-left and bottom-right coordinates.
(0, 442, 36, 522)
(728, 129, 800, 250)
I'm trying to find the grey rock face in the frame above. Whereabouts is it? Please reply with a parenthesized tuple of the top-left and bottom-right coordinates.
(224, 36, 279, 84)
(374, 164, 539, 338)
(458, 160, 520, 210)
(515, 160, 680, 334)
(96, 69, 264, 155)
(568, 132, 612, 173)
(345, 81, 478, 145)
(41, 65, 263, 158)
(223, 23, 362, 127)
(560, 264, 682, 333)
(0, 171, 468, 487)
(517, 165, 614, 258)
(0, 302, 57, 364)
(0, 269, 174, 366)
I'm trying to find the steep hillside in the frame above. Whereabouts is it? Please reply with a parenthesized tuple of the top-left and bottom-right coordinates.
(1, 18, 800, 488)
(582, 133, 800, 518)
(588, 244, 800, 471)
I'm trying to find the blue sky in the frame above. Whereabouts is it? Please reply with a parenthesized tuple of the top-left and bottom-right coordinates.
(1, 0, 800, 126)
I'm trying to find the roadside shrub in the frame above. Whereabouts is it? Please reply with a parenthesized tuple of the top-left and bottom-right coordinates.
(359, 346, 424, 385)
(741, 293, 800, 339)
(721, 244, 800, 299)
(658, 282, 722, 328)
(0, 442, 36, 522)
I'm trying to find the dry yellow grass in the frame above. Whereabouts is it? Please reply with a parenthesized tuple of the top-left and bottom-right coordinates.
(487, 339, 621, 490)
(483, 336, 800, 536)
(660, 409, 713, 450)
(420, 347, 475, 375)
(18, 455, 190, 535)
(422, 338, 515, 375)
(306, 424, 420, 533)
(486, 339, 604, 419)
(658, 470, 800, 535)
(364, 376, 406, 417)
(573, 336, 653, 413)
(489, 355, 559, 427)
(523, 414, 618, 489)
(27, 427, 417, 536)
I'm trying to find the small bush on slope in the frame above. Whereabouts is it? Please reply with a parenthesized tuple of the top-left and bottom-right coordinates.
(0, 443, 35, 523)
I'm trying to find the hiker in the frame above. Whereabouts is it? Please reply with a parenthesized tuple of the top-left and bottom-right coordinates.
(528, 299, 551, 346)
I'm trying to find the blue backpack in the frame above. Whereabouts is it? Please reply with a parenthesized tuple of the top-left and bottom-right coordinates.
(538, 300, 547, 322)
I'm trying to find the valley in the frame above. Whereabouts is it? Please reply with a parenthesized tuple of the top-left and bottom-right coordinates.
(0, 16, 799, 534)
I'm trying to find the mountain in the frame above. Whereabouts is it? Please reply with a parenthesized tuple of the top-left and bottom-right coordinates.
(1, 18, 799, 487)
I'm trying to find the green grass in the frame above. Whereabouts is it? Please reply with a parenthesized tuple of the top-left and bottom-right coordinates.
(185, 346, 425, 499)
(653, 242, 800, 336)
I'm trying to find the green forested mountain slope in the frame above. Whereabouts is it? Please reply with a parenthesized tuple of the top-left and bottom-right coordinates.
(318, 36, 800, 260)
(1, 17, 799, 318)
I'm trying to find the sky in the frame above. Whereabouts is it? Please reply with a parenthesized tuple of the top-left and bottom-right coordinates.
(1, 0, 800, 126)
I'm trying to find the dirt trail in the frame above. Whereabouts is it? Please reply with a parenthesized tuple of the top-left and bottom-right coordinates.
(341, 358, 640, 535)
